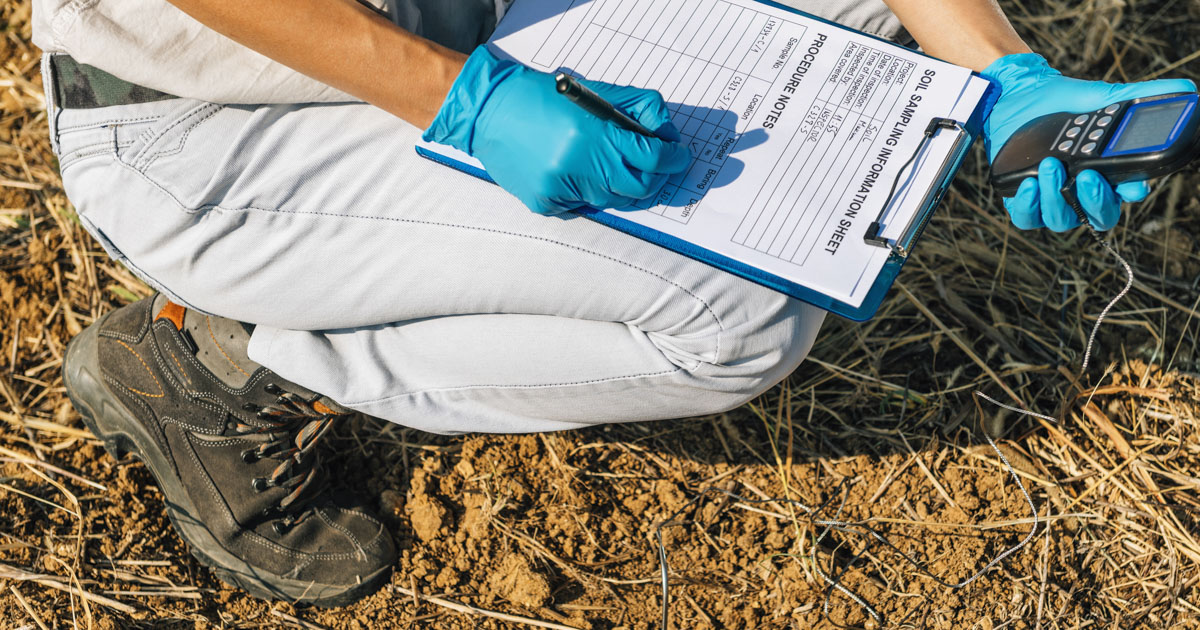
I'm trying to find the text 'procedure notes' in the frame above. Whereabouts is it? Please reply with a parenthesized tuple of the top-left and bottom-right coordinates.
(488, 0, 977, 307)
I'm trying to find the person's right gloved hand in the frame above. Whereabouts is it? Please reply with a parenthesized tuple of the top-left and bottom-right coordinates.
(423, 46, 692, 216)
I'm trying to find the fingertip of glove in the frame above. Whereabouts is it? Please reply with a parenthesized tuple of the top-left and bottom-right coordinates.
(1115, 180, 1151, 203)
(1010, 177, 1038, 205)
(670, 140, 693, 168)
(1004, 208, 1042, 231)
(1037, 156, 1064, 176)
(1037, 157, 1067, 193)
(1075, 170, 1103, 199)
(648, 137, 692, 173)
(1074, 171, 1120, 227)
(1004, 179, 1042, 230)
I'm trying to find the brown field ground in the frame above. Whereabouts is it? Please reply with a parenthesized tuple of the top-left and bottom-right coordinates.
(2, 1, 1200, 628)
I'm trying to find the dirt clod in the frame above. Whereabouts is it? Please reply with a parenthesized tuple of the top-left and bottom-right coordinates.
(488, 553, 551, 609)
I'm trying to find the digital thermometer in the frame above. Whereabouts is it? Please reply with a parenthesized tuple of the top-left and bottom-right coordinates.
(991, 92, 1200, 197)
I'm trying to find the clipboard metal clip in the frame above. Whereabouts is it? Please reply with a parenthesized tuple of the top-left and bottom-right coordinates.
(863, 117, 970, 258)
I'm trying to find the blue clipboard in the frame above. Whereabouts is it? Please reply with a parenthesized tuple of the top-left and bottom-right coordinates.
(416, 0, 1000, 321)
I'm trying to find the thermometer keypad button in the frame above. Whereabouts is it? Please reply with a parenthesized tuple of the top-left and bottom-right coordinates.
(1097, 115, 1113, 127)
(1058, 140, 1075, 152)
(1081, 142, 1097, 154)
(1104, 103, 1121, 115)
(1088, 129, 1105, 141)
(1074, 115, 1091, 126)
(1065, 127, 1082, 138)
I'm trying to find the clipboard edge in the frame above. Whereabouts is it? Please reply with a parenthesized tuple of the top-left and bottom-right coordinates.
(415, 145, 495, 183)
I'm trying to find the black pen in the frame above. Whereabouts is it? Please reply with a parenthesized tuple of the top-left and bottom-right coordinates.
(555, 72, 659, 138)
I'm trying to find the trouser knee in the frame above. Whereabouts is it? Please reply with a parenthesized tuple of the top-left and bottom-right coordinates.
(663, 294, 825, 419)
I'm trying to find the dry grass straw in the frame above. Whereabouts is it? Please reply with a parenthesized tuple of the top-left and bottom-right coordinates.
(389, 585, 587, 630)
(0, 0, 1198, 627)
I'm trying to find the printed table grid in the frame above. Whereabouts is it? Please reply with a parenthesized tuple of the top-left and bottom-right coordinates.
(731, 42, 916, 265)
(536, 0, 807, 224)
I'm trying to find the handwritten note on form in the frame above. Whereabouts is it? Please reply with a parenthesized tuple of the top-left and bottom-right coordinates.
(422, 0, 992, 308)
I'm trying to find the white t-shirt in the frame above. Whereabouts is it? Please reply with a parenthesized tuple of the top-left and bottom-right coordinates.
(33, 0, 510, 104)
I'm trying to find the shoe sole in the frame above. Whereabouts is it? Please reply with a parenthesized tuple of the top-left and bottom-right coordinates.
(63, 316, 391, 607)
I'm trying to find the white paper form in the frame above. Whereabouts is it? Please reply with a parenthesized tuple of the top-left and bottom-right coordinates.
(423, 0, 991, 308)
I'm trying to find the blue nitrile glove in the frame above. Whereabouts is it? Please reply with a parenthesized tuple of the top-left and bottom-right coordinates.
(423, 46, 692, 215)
(982, 53, 1196, 232)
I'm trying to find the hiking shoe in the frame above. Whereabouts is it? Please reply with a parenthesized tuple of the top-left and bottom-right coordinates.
(63, 295, 395, 606)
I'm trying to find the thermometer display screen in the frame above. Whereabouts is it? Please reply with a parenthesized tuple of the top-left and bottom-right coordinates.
(1108, 98, 1193, 154)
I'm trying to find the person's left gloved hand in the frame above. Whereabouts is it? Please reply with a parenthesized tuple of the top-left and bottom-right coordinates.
(982, 53, 1196, 232)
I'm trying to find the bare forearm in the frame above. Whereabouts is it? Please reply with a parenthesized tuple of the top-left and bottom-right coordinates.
(883, 0, 1032, 72)
(165, 0, 466, 127)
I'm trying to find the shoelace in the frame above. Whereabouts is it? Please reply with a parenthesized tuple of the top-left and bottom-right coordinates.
(231, 383, 344, 534)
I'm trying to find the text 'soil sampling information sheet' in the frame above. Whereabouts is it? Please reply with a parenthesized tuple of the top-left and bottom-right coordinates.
(432, 0, 991, 308)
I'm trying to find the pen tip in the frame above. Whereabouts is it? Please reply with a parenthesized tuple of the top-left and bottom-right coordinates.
(555, 73, 571, 94)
